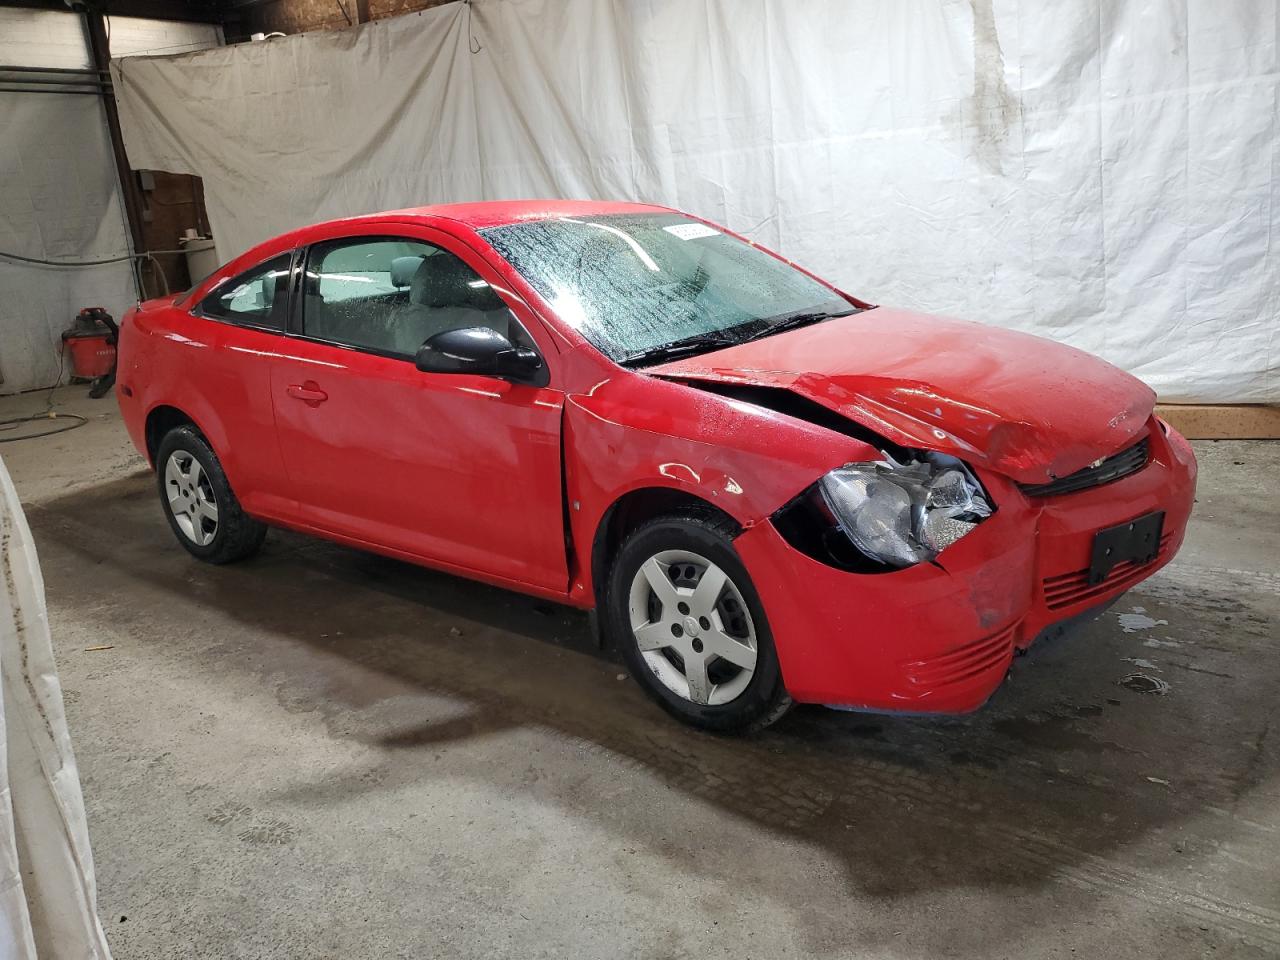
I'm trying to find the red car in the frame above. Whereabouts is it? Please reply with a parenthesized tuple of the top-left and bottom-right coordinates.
(116, 200, 1197, 732)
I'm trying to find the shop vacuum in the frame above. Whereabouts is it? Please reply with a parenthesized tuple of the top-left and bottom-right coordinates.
(61, 307, 119, 399)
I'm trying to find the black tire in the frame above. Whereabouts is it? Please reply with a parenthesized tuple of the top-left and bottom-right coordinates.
(606, 511, 792, 733)
(155, 425, 266, 564)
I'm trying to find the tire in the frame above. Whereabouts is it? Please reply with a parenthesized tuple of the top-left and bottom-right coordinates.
(155, 425, 266, 564)
(606, 511, 792, 733)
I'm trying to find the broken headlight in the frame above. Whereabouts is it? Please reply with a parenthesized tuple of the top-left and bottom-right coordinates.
(818, 453, 993, 568)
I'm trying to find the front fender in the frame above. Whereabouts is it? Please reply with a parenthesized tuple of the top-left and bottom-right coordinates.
(563, 372, 876, 603)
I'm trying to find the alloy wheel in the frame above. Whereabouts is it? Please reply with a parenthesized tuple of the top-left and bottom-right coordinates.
(627, 549, 758, 705)
(164, 450, 219, 546)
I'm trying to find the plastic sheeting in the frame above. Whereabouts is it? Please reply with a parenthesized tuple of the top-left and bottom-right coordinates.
(0, 9, 137, 395)
(110, 0, 1279, 403)
(0, 455, 112, 960)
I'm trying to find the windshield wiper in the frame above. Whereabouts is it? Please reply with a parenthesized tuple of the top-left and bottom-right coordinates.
(617, 306, 858, 367)
(737, 307, 857, 345)
(617, 331, 738, 368)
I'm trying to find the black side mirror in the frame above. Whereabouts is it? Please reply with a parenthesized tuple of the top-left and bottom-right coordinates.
(415, 326, 546, 386)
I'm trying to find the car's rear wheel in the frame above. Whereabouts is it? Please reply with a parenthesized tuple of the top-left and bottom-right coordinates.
(156, 425, 266, 564)
(607, 512, 791, 733)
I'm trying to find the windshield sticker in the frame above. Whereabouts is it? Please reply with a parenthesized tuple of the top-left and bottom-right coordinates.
(663, 223, 720, 241)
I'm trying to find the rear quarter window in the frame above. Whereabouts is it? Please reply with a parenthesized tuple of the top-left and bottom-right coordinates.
(198, 253, 293, 329)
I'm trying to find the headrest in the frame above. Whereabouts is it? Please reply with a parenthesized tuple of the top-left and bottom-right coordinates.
(391, 255, 425, 288)
(410, 254, 481, 308)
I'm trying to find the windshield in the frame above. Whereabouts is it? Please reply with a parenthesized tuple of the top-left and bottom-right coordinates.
(480, 212, 854, 364)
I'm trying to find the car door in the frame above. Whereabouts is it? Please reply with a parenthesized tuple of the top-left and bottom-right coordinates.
(268, 225, 568, 595)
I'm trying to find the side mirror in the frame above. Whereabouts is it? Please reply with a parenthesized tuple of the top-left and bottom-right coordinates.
(415, 326, 546, 385)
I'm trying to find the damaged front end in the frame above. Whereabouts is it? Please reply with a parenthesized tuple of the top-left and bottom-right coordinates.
(773, 450, 994, 572)
(647, 306, 1159, 487)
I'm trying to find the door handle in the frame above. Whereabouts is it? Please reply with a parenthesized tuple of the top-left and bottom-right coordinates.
(286, 382, 328, 406)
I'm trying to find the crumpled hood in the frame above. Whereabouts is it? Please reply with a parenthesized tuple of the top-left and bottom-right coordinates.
(649, 307, 1156, 485)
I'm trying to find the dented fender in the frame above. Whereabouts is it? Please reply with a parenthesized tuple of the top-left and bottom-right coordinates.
(561, 371, 879, 604)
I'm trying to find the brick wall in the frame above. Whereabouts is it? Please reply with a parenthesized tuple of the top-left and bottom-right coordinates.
(227, 0, 455, 40)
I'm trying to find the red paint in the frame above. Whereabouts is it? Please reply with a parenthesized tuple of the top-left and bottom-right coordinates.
(117, 201, 1197, 714)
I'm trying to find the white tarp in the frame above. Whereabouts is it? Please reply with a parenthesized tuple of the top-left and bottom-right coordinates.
(0, 10, 222, 395)
(111, 0, 1279, 403)
(0, 9, 137, 395)
(0, 454, 112, 960)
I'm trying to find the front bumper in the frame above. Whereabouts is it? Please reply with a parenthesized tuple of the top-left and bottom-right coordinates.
(736, 421, 1197, 713)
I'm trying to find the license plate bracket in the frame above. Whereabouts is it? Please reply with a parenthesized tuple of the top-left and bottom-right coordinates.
(1088, 511, 1164, 586)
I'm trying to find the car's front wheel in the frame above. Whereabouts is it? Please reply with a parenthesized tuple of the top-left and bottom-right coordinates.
(607, 512, 792, 733)
(156, 425, 266, 564)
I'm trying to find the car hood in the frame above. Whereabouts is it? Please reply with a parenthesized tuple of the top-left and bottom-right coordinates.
(647, 307, 1156, 485)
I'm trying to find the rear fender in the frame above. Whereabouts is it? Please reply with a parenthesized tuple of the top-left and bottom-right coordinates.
(122, 308, 245, 487)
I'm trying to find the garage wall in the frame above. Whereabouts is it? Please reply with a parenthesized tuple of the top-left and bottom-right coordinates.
(0, 9, 137, 395)
(0, 11, 223, 396)
(107, 15, 223, 59)
(110, 0, 1279, 403)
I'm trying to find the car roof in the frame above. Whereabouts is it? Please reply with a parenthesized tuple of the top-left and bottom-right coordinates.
(193, 199, 681, 306)
(341, 199, 674, 230)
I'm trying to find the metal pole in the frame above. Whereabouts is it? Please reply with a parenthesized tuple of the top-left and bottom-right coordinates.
(0, 75, 111, 88)
(83, 11, 148, 295)
(0, 87, 104, 95)
(0, 64, 109, 75)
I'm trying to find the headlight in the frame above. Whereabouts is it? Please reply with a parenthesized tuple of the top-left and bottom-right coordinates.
(818, 453, 993, 568)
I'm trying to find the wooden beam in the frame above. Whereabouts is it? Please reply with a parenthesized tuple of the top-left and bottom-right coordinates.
(1155, 404, 1280, 440)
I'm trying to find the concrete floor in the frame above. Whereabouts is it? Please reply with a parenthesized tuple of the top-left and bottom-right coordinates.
(2, 385, 1277, 959)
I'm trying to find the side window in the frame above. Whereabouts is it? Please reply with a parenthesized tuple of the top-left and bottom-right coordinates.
(302, 237, 515, 357)
(199, 253, 293, 329)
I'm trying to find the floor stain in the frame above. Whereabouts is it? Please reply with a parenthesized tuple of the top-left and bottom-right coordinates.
(1119, 674, 1171, 695)
(992, 714, 1112, 754)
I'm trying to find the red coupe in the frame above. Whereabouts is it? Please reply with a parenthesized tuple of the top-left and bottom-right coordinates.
(116, 200, 1197, 731)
